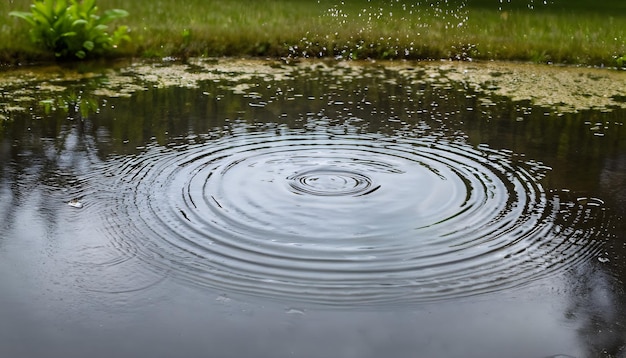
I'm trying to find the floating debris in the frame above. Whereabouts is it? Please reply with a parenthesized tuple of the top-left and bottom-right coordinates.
(1, 59, 626, 116)
(215, 295, 232, 303)
(68, 199, 83, 208)
(285, 308, 306, 315)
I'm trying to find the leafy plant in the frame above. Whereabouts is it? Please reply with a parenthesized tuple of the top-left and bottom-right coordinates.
(9, 0, 130, 59)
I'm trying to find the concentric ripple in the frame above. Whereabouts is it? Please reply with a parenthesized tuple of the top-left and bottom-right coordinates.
(287, 168, 378, 196)
(98, 126, 610, 305)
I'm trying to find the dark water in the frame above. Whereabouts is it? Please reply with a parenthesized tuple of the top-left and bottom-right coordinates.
(1, 61, 625, 357)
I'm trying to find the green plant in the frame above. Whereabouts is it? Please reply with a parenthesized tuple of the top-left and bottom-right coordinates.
(9, 0, 130, 59)
(182, 28, 191, 46)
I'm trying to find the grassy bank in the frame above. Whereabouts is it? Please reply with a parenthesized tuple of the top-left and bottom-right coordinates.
(1, 0, 625, 66)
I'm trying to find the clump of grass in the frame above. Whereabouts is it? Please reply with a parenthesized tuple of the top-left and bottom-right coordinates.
(1, 0, 625, 66)
(463, 8, 626, 66)
(9, 0, 130, 60)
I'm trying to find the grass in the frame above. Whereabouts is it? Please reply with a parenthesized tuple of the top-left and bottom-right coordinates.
(0, 0, 625, 66)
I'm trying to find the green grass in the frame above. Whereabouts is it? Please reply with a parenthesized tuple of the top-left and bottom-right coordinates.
(1, 0, 625, 66)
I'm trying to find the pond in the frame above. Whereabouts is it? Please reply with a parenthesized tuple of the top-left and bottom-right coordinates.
(1, 59, 626, 357)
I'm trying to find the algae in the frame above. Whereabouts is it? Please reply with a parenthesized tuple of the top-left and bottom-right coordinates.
(1, 59, 625, 121)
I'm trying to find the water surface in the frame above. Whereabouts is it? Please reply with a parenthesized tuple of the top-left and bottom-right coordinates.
(1, 59, 625, 357)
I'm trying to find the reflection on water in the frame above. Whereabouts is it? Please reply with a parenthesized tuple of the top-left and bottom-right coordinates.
(0, 61, 625, 357)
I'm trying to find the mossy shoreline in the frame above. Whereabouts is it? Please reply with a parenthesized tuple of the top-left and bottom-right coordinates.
(1, 0, 625, 67)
